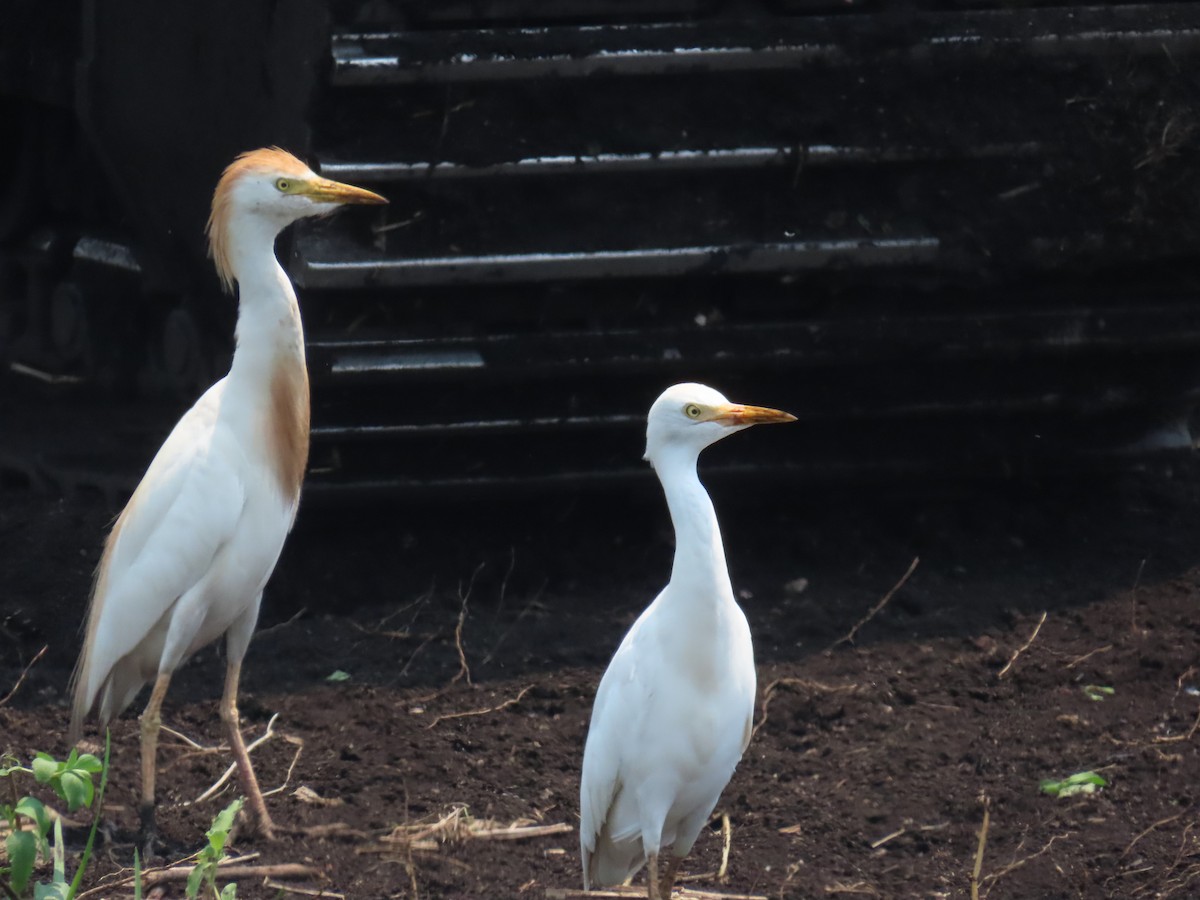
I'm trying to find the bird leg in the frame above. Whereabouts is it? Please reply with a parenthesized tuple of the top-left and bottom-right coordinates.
(220, 659, 276, 840)
(646, 852, 663, 900)
(660, 855, 683, 898)
(138, 672, 172, 857)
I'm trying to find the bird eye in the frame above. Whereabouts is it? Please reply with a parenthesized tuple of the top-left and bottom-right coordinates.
(275, 178, 290, 192)
(684, 403, 702, 419)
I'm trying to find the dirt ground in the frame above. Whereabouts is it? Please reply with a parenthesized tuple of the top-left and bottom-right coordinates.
(3, 446, 1200, 899)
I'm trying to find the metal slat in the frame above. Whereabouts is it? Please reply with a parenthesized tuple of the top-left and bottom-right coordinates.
(294, 236, 940, 288)
(306, 304, 1200, 378)
(328, 348, 485, 375)
(310, 385, 1200, 442)
(330, 5, 1200, 85)
(317, 142, 1043, 183)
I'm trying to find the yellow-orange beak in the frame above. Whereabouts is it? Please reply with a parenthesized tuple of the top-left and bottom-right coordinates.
(304, 177, 388, 206)
(707, 403, 797, 427)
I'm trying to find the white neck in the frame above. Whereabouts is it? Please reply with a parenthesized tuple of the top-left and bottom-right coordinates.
(654, 444, 734, 606)
(224, 213, 306, 381)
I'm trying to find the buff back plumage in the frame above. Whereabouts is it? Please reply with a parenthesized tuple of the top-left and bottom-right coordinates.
(205, 147, 315, 293)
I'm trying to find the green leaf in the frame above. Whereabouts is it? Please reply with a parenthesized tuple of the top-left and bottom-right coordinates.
(186, 862, 206, 900)
(34, 882, 70, 900)
(71, 754, 103, 776)
(31, 754, 60, 784)
(67, 729, 111, 900)
(1082, 684, 1115, 702)
(208, 799, 243, 845)
(219, 882, 238, 900)
(326, 670, 351, 683)
(1040, 770, 1108, 798)
(49, 818, 65, 885)
(58, 770, 93, 812)
(14, 796, 50, 838)
(7, 829, 36, 893)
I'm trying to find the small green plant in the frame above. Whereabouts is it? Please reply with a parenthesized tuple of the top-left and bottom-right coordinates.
(325, 670, 351, 683)
(1040, 770, 1108, 798)
(1082, 685, 1115, 702)
(186, 798, 244, 900)
(0, 734, 109, 900)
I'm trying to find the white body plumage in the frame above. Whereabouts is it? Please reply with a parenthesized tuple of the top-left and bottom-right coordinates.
(71, 354, 303, 729)
(580, 383, 794, 896)
(68, 148, 385, 840)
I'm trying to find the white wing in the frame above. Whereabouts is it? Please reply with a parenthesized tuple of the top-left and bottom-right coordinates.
(579, 600, 660, 886)
(69, 381, 247, 738)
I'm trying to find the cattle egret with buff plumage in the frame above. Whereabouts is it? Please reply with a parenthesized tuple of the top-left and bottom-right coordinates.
(580, 382, 795, 899)
(68, 147, 385, 846)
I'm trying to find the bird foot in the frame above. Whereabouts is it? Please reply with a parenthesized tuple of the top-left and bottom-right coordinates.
(138, 802, 164, 863)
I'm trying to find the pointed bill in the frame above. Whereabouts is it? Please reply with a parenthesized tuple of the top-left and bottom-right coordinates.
(303, 178, 388, 205)
(707, 403, 797, 427)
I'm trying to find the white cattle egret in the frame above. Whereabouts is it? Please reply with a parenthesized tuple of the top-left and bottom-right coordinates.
(580, 383, 795, 899)
(68, 148, 385, 844)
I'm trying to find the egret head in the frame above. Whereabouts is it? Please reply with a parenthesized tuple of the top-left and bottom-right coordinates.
(206, 147, 386, 292)
(643, 382, 796, 466)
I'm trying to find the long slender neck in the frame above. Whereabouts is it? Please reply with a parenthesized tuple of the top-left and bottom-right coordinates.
(224, 214, 306, 382)
(655, 445, 734, 603)
(219, 210, 311, 501)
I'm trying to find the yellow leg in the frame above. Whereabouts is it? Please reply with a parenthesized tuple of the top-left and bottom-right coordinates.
(660, 855, 683, 898)
(220, 660, 276, 840)
(138, 673, 172, 852)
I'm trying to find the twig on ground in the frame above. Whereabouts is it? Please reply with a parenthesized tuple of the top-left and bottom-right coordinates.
(367, 805, 570, 857)
(75, 852, 260, 898)
(159, 724, 220, 752)
(1064, 645, 1113, 669)
(1123, 811, 1186, 858)
(830, 557, 919, 650)
(982, 833, 1072, 896)
(262, 733, 304, 797)
(470, 822, 572, 841)
(718, 812, 732, 882)
(871, 827, 906, 850)
(679, 813, 735, 884)
(752, 678, 863, 740)
(354, 588, 437, 643)
(821, 884, 879, 896)
(970, 795, 990, 900)
(256, 607, 308, 639)
(451, 566, 484, 687)
(142, 863, 320, 887)
(546, 889, 766, 899)
(1176, 666, 1199, 693)
(1166, 822, 1197, 879)
(1154, 707, 1200, 744)
(263, 881, 344, 898)
(0, 644, 47, 706)
(425, 684, 535, 729)
(191, 713, 281, 804)
(997, 611, 1047, 679)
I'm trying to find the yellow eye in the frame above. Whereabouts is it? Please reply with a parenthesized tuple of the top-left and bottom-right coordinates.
(275, 178, 291, 192)
(684, 403, 703, 419)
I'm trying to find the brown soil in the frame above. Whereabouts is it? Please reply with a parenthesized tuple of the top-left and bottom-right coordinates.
(3, 454, 1200, 899)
